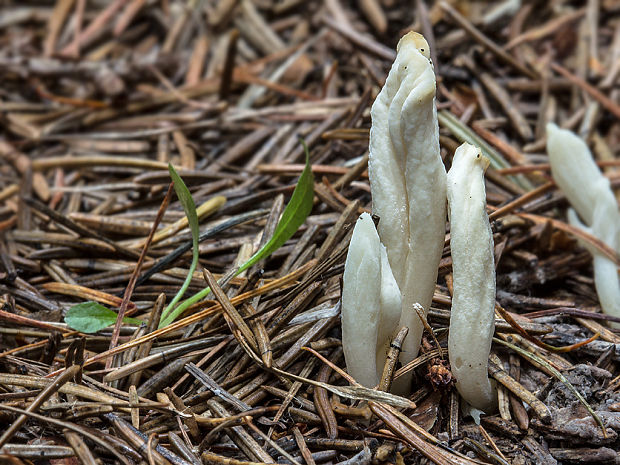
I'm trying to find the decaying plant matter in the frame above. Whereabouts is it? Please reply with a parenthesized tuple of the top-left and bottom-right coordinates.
(0, 1, 620, 464)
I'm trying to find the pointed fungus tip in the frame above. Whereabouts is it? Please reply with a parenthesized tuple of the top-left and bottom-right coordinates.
(396, 31, 431, 60)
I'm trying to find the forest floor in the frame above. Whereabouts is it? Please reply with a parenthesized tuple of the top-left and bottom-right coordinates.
(1, 1, 620, 464)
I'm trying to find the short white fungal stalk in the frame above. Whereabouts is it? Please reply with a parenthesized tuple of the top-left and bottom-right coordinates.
(446, 143, 497, 413)
(546, 123, 620, 321)
(341, 213, 401, 388)
(342, 31, 445, 391)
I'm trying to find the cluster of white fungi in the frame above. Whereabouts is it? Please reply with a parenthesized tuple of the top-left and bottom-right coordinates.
(341, 31, 620, 415)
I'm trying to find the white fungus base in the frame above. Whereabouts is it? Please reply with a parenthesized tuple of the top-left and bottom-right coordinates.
(341, 213, 401, 388)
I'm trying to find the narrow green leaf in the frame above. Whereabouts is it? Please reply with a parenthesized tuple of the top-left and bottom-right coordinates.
(237, 140, 314, 274)
(65, 301, 142, 334)
(159, 164, 201, 324)
(159, 140, 315, 328)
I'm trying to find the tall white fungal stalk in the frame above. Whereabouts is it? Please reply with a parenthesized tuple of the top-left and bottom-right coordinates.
(341, 213, 401, 387)
(546, 123, 620, 321)
(369, 31, 446, 387)
(447, 143, 497, 413)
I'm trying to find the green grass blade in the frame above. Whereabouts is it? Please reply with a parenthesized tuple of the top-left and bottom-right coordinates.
(159, 141, 315, 328)
(237, 141, 314, 274)
(65, 302, 142, 333)
(159, 164, 200, 324)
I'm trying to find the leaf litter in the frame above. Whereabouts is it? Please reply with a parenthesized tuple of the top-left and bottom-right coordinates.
(0, 1, 620, 464)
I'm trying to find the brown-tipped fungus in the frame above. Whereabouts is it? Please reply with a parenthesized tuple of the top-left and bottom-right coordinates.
(368, 31, 446, 391)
